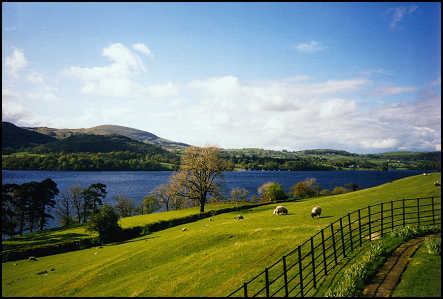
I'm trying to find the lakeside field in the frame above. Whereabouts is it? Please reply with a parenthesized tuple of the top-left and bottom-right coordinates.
(2, 201, 260, 254)
(2, 172, 441, 297)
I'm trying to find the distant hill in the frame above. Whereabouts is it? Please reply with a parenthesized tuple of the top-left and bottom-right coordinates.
(30, 134, 174, 155)
(24, 124, 190, 150)
(2, 122, 57, 151)
(296, 149, 358, 157)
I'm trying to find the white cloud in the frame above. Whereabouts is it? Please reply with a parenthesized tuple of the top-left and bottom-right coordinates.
(295, 41, 326, 53)
(67, 43, 147, 97)
(27, 72, 44, 84)
(7, 42, 438, 154)
(360, 138, 399, 149)
(5, 48, 28, 79)
(360, 68, 393, 77)
(386, 5, 419, 28)
(132, 43, 152, 57)
(374, 86, 417, 96)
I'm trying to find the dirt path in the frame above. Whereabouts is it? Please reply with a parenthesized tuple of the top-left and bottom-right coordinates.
(361, 233, 440, 297)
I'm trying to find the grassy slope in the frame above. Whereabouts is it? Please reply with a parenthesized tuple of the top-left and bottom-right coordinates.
(2, 202, 258, 252)
(2, 173, 440, 297)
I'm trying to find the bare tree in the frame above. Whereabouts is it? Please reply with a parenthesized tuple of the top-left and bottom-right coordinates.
(55, 189, 74, 226)
(114, 194, 136, 217)
(70, 184, 84, 224)
(231, 187, 249, 204)
(169, 146, 229, 213)
(151, 183, 175, 212)
(140, 195, 161, 214)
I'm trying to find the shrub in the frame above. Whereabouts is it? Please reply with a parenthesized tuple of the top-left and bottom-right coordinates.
(424, 237, 441, 255)
(319, 189, 330, 196)
(258, 182, 287, 202)
(331, 186, 348, 195)
(290, 178, 321, 200)
(231, 187, 249, 203)
(87, 204, 122, 243)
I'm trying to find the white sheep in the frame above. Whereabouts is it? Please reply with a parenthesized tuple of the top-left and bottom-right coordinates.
(311, 206, 322, 218)
(273, 205, 288, 215)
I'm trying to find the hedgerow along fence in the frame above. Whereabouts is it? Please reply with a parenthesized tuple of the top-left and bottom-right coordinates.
(227, 196, 441, 297)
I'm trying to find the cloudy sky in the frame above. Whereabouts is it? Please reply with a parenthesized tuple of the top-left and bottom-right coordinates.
(2, 2, 441, 153)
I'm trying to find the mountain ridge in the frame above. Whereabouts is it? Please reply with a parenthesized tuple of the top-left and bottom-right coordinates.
(22, 124, 190, 150)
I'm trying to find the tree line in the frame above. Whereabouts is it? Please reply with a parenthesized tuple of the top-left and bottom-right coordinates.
(2, 151, 178, 171)
(2, 180, 107, 237)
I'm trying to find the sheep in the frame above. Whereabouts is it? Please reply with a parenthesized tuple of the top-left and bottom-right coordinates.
(235, 215, 244, 220)
(273, 206, 288, 215)
(182, 227, 188, 231)
(311, 206, 322, 218)
(28, 256, 38, 261)
(434, 181, 441, 187)
(36, 270, 48, 275)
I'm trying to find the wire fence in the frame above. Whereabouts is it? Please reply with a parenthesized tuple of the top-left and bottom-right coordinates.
(227, 196, 441, 297)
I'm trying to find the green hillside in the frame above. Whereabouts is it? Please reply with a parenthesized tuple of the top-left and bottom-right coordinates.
(2, 134, 180, 170)
(2, 172, 440, 297)
(24, 124, 189, 150)
(30, 134, 170, 154)
(1, 122, 57, 153)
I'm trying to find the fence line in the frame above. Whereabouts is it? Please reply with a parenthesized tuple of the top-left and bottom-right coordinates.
(227, 196, 441, 297)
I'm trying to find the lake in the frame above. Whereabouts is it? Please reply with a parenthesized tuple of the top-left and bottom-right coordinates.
(2, 169, 428, 229)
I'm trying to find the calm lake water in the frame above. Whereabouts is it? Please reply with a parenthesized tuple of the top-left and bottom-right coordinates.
(2, 169, 428, 229)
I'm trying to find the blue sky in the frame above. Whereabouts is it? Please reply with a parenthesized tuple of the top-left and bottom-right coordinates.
(2, 2, 441, 153)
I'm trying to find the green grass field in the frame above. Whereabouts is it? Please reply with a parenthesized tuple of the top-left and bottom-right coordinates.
(2, 172, 441, 297)
(2, 201, 259, 253)
(392, 236, 441, 297)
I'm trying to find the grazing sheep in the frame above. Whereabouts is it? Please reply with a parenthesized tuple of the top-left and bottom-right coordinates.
(235, 215, 244, 220)
(273, 206, 288, 215)
(209, 217, 214, 221)
(182, 227, 188, 231)
(28, 256, 38, 261)
(36, 270, 48, 275)
(435, 181, 441, 187)
(311, 206, 322, 218)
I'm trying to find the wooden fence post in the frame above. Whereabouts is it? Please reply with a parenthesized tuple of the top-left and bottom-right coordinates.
(340, 217, 346, 257)
(283, 256, 289, 297)
(298, 246, 304, 297)
(331, 223, 337, 265)
(391, 201, 394, 231)
(381, 203, 384, 237)
(368, 206, 372, 241)
(321, 229, 327, 275)
(432, 197, 435, 225)
(310, 237, 317, 289)
(402, 199, 405, 226)
(265, 267, 269, 297)
(348, 213, 353, 251)
(244, 282, 248, 297)
(417, 198, 420, 226)
(358, 209, 362, 247)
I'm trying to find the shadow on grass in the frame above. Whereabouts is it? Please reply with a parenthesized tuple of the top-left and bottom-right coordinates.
(2, 232, 92, 251)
